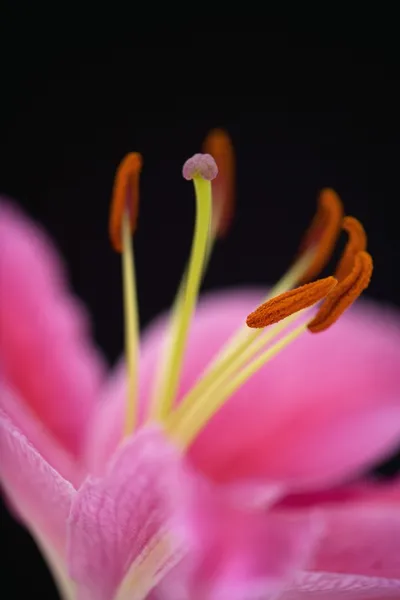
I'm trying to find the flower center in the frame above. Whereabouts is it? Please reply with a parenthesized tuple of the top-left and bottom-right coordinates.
(108, 131, 373, 448)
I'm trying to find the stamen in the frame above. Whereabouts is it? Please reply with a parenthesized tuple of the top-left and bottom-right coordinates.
(109, 153, 142, 435)
(150, 154, 218, 422)
(298, 188, 344, 283)
(168, 251, 371, 446)
(163, 192, 339, 434)
(334, 216, 367, 281)
(168, 250, 315, 421)
(308, 251, 373, 333)
(109, 152, 142, 252)
(167, 252, 370, 446)
(246, 276, 338, 328)
(203, 128, 235, 237)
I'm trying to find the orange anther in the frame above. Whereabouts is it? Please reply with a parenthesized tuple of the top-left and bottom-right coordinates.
(298, 188, 344, 283)
(203, 129, 235, 237)
(334, 216, 367, 282)
(308, 251, 373, 333)
(246, 276, 337, 328)
(109, 152, 142, 252)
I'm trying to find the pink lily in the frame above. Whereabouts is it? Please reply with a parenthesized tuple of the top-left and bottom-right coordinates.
(1, 132, 400, 599)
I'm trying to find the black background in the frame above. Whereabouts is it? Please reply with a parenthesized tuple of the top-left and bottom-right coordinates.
(1, 17, 399, 598)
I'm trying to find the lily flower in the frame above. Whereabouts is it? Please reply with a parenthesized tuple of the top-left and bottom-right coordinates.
(1, 130, 399, 599)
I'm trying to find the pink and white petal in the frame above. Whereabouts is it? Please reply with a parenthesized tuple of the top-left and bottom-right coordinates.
(0, 199, 106, 458)
(281, 571, 400, 599)
(0, 407, 75, 559)
(67, 427, 194, 600)
(308, 506, 400, 579)
(87, 289, 400, 491)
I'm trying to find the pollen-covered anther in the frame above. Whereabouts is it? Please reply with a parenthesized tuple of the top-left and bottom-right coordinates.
(109, 152, 143, 252)
(246, 276, 338, 329)
(298, 188, 344, 283)
(334, 216, 367, 282)
(308, 250, 373, 333)
(182, 153, 218, 181)
(203, 129, 235, 237)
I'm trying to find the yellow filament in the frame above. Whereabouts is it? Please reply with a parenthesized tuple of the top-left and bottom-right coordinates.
(167, 321, 308, 447)
(150, 232, 216, 409)
(150, 176, 212, 421)
(122, 212, 140, 435)
(267, 248, 315, 297)
(169, 310, 302, 432)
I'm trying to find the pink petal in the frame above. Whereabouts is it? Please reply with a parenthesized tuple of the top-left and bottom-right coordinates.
(277, 476, 400, 509)
(0, 381, 82, 486)
(67, 428, 194, 600)
(0, 406, 74, 559)
(183, 294, 400, 489)
(0, 200, 105, 457)
(281, 490, 400, 599)
(72, 425, 321, 600)
(186, 504, 321, 600)
(309, 506, 400, 579)
(151, 465, 322, 600)
(87, 289, 400, 492)
(282, 571, 400, 599)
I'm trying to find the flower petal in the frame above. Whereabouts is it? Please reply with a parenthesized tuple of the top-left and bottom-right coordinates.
(0, 381, 82, 486)
(87, 289, 400, 492)
(282, 571, 400, 599)
(67, 428, 194, 600)
(182, 293, 400, 490)
(0, 407, 74, 558)
(152, 476, 321, 600)
(192, 509, 321, 600)
(0, 200, 105, 457)
(309, 506, 400, 579)
(277, 476, 400, 509)
(281, 489, 400, 600)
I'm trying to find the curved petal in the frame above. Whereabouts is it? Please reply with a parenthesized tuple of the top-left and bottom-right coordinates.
(67, 428, 194, 600)
(0, 200, 106, 457)
(87, 289, 400, 492)
(0, 407, 74, 558)
(0, 381, 82, 486)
